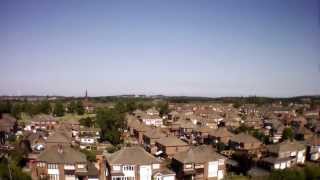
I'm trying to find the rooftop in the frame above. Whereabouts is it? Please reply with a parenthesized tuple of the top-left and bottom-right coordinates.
(267, 140, 305, 154)
(156, 136, 189, 147)
(173, 145, 225, 164)
(38, 145, 87, 164)
(230, 133, 261, 144)
(107, 146, 161, 165)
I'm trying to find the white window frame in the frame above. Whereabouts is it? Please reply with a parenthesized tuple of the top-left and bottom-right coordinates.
(48, 163, 58, 169)
(123, 165, 134, 171)
(113, 165, 121, 171)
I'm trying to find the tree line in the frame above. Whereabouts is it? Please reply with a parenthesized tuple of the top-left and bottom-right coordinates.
(0, 100, 85, 119)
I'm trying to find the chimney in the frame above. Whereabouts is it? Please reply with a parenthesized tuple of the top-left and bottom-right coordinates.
(58, 144, 63, 154)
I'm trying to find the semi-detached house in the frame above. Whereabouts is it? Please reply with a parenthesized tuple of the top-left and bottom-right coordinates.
(172, 145, 226, 180)
(32, 145, 98, 180)
(261, 140, 306, 170)
(105, 146, 175, 180)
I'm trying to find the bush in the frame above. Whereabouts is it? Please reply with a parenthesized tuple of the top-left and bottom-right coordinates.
(282, 127, 294, 141)
(79, 117, 94, 127)
(106, 146, 119, 153)
(268, 165, 320, 180)
(80, 149, 97, 162)
(0, 156, 31, 180)
(304, 164, 320, 180)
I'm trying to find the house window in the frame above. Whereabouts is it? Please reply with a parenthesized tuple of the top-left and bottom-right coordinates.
(37, 162, 46, 168)
(290, 151, 297, 156)
(195, 164, 204, 169)
(185, 164, 193, 169)
(64, 164, 75, 170)
(49, 174, 59, 180)
(65, 175, 75, 179)
(48, 164, 58, 169)
(113, 165, 121, 171)
(123, 165, 134, 171)
(77, 164, 86, 169)
(112, 177, 135, 180)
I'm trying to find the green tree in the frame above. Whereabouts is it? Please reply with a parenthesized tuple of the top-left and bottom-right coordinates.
(216, 142, 226, 152)
(126, 100, 137, 113)
(282, 127, 294, 141)
(114, 101, 127, 114)
(21, 101, 34, 116)
(79, 117, 94, 127)
(158, 102, 170, 117)
(96, 108, 125, 145)
(0, 101, 12, 115)
(0, 144, 32, 180)
(0, 156, 31, 180)
(80, 149, 97, 162)
(304, 164, 320, 180)
(269, 169, 305, 180)
(232, 152, 253, 174)
(106, 146, 119, 153)
(252, 130, 268, 144)
(137, 102, 152, 111)
(234, 125, 253, 134)
(68, 101, 77, 113)
(38, 100, 51, 114)
(23, 102, 43, 116)
(53, 101, 65, 117)
(11, 103, 22, 119)
(233, 101, 242, 109)
(76, 101, 85, 115)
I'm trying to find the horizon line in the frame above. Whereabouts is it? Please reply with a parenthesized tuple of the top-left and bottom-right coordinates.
(1, 93, 319, 99)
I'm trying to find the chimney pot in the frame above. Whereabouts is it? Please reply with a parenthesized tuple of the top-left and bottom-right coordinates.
(58, 144, 63, 154)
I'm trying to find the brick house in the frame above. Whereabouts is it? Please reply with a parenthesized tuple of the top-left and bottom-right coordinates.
(143, 128, 167, 154)
(105, 146, 175, 180)
(127, 118, 151, 144)
(208, 127, 234, 145)
(229, 133, 263, 158)
(0, 114, 17, 144)
(172, 145, 226, 180)
(140, 114, 163, 127)
(260, 140, 306, 170)
(32, 145, 98, 180)
(155, 136, 190, 158)
(25, 114, 58, 131)
(305, 135, 320, 161)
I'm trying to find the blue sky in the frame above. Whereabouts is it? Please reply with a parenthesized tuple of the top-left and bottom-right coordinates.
(1, 0, 319, 97)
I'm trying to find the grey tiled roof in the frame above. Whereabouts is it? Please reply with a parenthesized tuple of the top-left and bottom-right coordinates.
(267, 140, 305, 154)
(230, 133, 261, 144)
(156, 136, 188, 147)
(38, 145, 87, 164)
(107, 146, 161, 165)
(173, 145, 225, 163)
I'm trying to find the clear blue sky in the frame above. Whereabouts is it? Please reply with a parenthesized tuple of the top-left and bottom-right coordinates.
(1, 0, 319, 97)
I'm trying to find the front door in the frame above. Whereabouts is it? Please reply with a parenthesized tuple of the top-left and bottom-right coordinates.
(140, 165, 152, 180)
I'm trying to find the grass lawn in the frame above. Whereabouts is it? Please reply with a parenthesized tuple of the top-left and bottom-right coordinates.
(18, 113, 96, 124)
(226, 175, 250, 180)
(19, 113, 32, 124)
(57, 113, 96, 121)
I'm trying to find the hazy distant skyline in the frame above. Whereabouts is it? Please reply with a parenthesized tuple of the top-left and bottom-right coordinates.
(1, 0, 320, 97)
